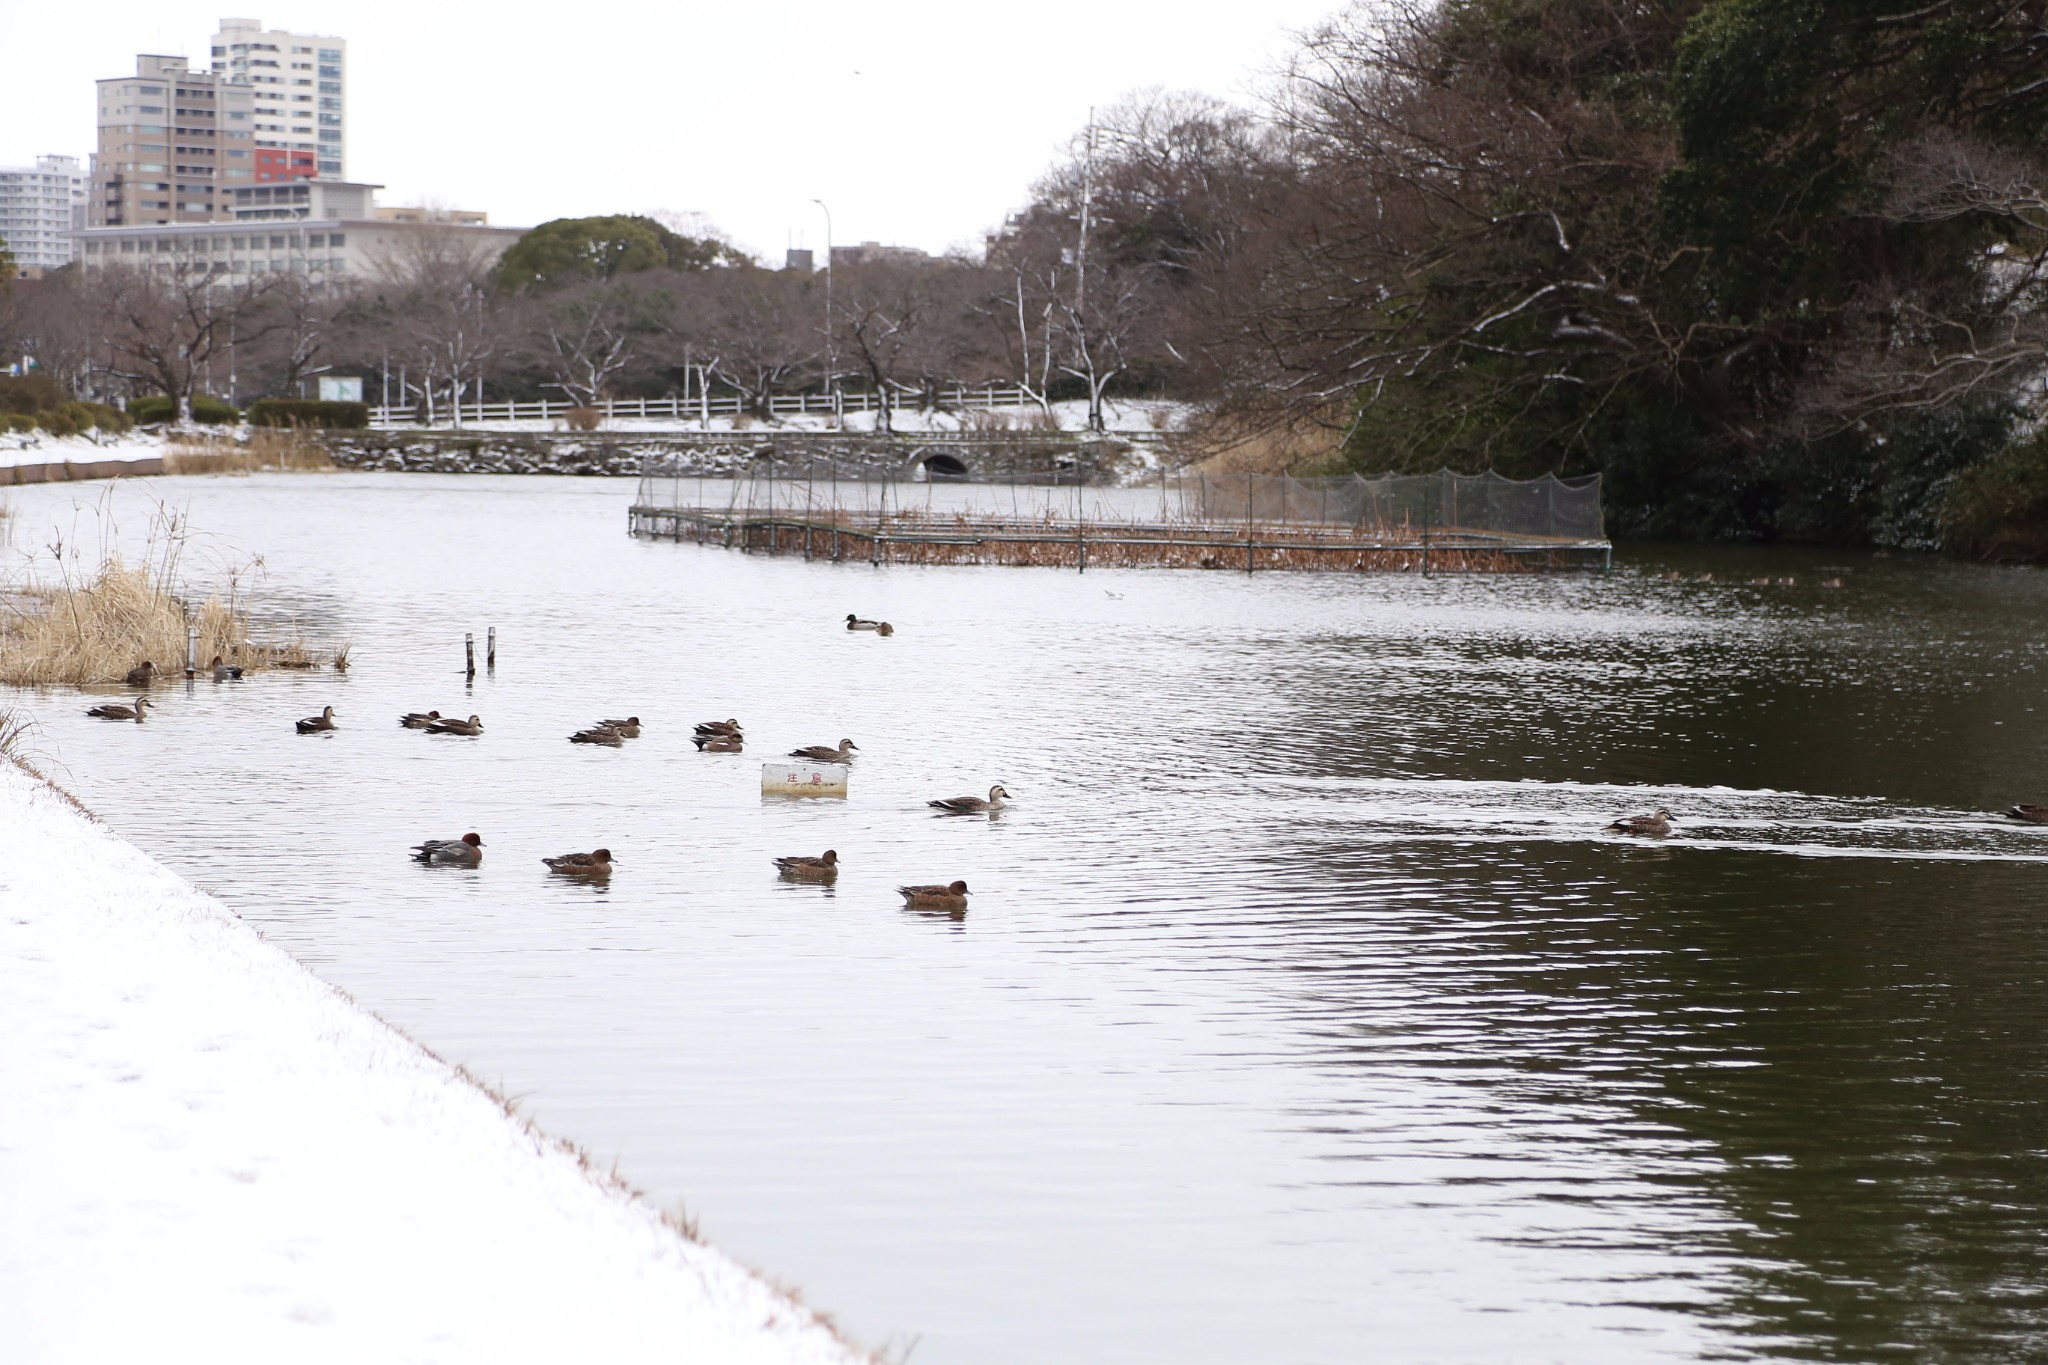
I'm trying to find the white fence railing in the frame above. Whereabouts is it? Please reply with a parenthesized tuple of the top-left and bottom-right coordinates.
(369, 386, 1043, 428)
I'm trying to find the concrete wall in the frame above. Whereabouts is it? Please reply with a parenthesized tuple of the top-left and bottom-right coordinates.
(0, 457, 165, 486)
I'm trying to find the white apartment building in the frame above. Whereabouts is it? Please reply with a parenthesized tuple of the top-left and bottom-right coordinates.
(211, 17, 345, 179)
(0, 155, 86, 275)
(74, 181, 524, 284)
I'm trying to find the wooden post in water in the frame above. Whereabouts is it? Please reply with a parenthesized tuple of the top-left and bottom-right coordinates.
(465, 633, 476, 679)
(1245, 477, 1255, 575)
(486, 627, 497, 672)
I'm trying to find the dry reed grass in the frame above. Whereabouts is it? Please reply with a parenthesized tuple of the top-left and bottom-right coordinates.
(163, 429, 337, 475)
(1176, 411, 1342, 475)
(563, 406, 604, 432)
(0, 498, 327, 686)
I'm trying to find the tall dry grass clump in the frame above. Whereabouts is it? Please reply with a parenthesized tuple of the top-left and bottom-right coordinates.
(163, 429, 337, 475)
(0, 498, 325, 686)
(0, 561, 316, 686)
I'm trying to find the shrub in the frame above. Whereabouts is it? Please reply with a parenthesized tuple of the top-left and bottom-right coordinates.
(127, 395, 176, 425)
(127, 394, 242, 425)
(0, 373, 67, 417)
(247, 398, 370, 429)
(563, 406, 603, 431)
(1940, 430, 2048, 564)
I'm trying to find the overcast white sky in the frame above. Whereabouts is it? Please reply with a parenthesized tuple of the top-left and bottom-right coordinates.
(2, 2, 1343, 260)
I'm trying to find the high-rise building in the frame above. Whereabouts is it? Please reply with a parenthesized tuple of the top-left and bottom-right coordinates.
(0, 155, 87, 275)
(211, 18, 346, 180)
(90, 55, 256, 227)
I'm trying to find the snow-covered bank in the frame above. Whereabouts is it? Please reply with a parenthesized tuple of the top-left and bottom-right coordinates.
(0, 431, 165, 482)
(0, 759, 865, 1364)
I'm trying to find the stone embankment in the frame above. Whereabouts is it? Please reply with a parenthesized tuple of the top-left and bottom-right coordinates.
(0, 454, 165, 486)
(314, 429, 1142, 482)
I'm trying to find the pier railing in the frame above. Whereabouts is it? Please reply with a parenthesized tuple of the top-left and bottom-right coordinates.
(370, 385, 1054, 428)
(629, 464, 1609, 574)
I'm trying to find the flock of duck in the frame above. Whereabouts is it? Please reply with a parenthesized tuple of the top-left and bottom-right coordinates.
(84, 627, 1003, 912)
(82, 644, 2046, 875)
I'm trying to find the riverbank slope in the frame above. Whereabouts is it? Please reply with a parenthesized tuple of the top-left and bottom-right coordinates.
(0, 758, 864, 1364)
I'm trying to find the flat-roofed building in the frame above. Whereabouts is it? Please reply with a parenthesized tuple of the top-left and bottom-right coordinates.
(90, 54, 256, 226)
(74, 181, 524, 284)
(0, 155, 87, 275)
(211, 18, 346, 180)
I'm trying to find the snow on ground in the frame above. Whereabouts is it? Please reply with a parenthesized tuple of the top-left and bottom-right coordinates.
(0, 431, 164, 470)
(0, 759, 866, 1365)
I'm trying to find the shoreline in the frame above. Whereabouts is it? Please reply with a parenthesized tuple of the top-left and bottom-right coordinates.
(0, 756, 867, 1363)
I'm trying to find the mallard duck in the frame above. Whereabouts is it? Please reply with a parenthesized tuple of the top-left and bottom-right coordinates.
(595, 716, 641, 738)
(124, 660, 156, 686)
(86, 696, 150, 722)
(543, 848, 614, 875)
(929, 784, 1011, 815)
(1606, 808, 1674, 836)
(210, 655, 244, 681)
(399, 710, 442, 729)
(426, 714, 483, 736)
(790, 738, 858, 763)
(693, 718, 742, 737)
(693, 733, 744, 752)
(898, 880, 970, 910)
(569, 725, 624, 746)
(845, 614, 881, 631)
(412, 832, 483, 866)
(876, 622, 895, 636)
(2006, 804, 2048, 824)
(295, 705, 338, 734)
(774, 849, 839, 880)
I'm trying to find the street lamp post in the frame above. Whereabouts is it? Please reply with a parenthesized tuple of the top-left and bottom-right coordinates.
(811, 197, 836, 427)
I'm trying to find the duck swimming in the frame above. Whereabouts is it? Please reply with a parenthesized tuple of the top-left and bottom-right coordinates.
(426, 714, 484, 736)
(929, 784, 1010, 815)
(86, 696, 150, 722)
(773, 849, 839, 880)
(124, 660, 156, 686)
(790, 738, 858, 764)
(595, 717, 641, 738)
(898, 880, 970, 910)
(412, 832, 483, 866)
(845, 614, 881, 631)
(2006, 804, 2048, 824)
(693, 733, 744, 752)
(210, 655, 244, 681)
(296, 705, 338, 734)
(569, 725, 624, 746)
(399, 710, 442, 729)
(1606, 808, 1674, 836)
(543, 848, 614, 875)
(694, 718, 742, 737)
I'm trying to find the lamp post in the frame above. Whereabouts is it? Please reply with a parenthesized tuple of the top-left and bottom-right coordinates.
(811, 197, 835, 427)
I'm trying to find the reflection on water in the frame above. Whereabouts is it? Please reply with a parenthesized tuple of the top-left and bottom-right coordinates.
(7, 474, 2048, 1363)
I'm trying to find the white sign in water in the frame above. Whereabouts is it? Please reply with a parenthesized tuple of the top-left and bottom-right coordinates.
(762, 762, 850, 797)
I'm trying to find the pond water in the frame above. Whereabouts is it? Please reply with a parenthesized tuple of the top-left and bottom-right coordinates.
(7, 472, 2048, 1363)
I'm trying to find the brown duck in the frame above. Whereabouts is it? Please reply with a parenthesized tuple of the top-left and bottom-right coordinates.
(774, 849, 839, 880)
(296, 705, 338, 734)
(569, 725, 624, 746)
(1605, 808, 1674, 837)
(693, 733, 744, 752)
(210, 655, 244, 681)
(399, 710, 442, 729)
(543, 848, 615, 875)
(426, 714, 484, 736)
(595, 717, 641, 738)
(789, 738, 858, 764)
(87, 696, 150, 722)
(693, 718, 742, 737)
(898, 880, 970, 911)
(2006, 804, 2048, 824)
(124, 660, 156, 686)
(929, 785, 1010, 815)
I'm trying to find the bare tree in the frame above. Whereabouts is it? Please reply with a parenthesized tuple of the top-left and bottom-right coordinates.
(362, 228, 506, 426)
(90, 249, 282, 421)
(659, 267, 821, 418)
(514, 277, 650, 408)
